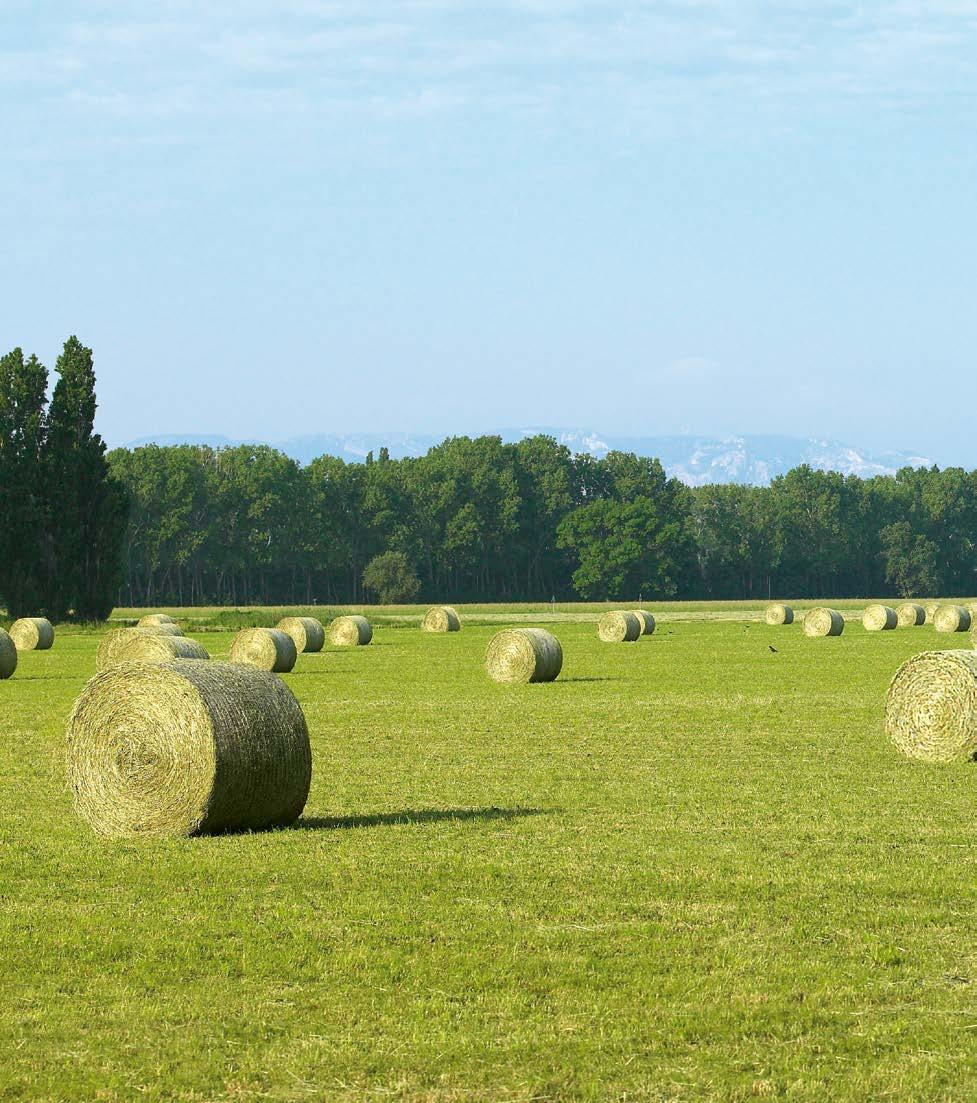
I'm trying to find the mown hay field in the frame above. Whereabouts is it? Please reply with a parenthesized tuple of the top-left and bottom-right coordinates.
(4, 606, 977, 1101)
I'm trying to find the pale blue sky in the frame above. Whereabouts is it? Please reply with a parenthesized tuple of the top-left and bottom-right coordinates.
(2, 2, 976, 460)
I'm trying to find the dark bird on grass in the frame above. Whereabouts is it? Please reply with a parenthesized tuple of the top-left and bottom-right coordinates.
(768, 645, 778, 653)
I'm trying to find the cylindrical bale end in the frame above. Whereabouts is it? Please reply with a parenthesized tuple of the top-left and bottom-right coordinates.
(65, 660, 312, 837)
(229, 628, 297, 672)
(895, 603, 926, 628)
(934, 606, 972, 634)
(803, 608, 845, 637)
(0, 629, 17, 679)
(9, 617, 54, 651)
(924, 602, 941, 623)
(597, 611, 642, 643)
(885, 649, 977, 763)
(485, 628, 563, 684)
(863, 604, 898, 632)
(631, 610, 656, 635)
(421, 606, 461, 633)
(97, 629, 208, 671)
(765, 604, 794, 626)
(276, 617, 325, 653)
(329, 616, 373, 646)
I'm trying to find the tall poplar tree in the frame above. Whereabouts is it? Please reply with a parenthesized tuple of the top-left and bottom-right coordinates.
(43, 337, 128, 620)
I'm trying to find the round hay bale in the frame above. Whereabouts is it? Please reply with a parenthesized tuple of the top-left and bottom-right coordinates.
(863, 604, 897, 632)
(65, 660, 312, 837)
(597, 611, 642, 643)
(0, 629, 17, 679)
(631, 609, 656, 635)
(803, 608, 844, 637)
(96, 629, 208, 671)
(421, 606, 461, 633)
(138, 614, 177, 627)
(485, 628, 563, 684)
(895, 603, 926, 628)
(329, 615, 373, 646)
(924, 602, 941, 623)
(9, 617, 54, 651)
(229, 628, 297, 673)
(885, 649, 977, 763)
(934, 605, 971, 634)
(276, 616, 325, 653)
(765, 604, 794, 626)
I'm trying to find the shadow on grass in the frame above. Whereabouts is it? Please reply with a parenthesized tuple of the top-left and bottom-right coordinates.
(555, 676, 624, 684)
(294, 806, 551, 831)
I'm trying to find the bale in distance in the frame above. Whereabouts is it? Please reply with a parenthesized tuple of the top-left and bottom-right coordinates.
(276, 616, 325, 653)
(934, 606, 972, 634)
(96, 629, 208, 671)
(485, 628, 563, 684)
(631, 609, 656, 635)
(863, 604, 898, 632)
(9, 617, 54, 651)
(329, 615, 373, 646)
(422, 606, 461, 633)
(138, 614, 178, 627)
(65, 660, 312, 837)
(895, 603, 926, 628)
(885, 649, 977, 763)
(229, 628, 297, 672)
(0, 629, 17, 679)
(924, 602, 941, 623)
(597, 611, 642, 643)
(765, 604, 794, 626)
(803, 608, 845, 637)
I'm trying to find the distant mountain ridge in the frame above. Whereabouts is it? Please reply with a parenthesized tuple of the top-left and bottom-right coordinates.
(121, 429, 932, 487)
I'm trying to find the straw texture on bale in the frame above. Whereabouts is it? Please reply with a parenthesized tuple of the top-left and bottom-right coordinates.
(229, 628, 297, 672)
(96, 629, 208, 671)
(484, 628, 563, 684)
(896, 602, 926, 628)
(765, 604, 794, 626)
(329, 615, 373, 646)
(138, 614, 178, 627)
(885, 649, 977, 763)
(597, 611, 642, 643)
(631, 609, 656, 635)
(924, 602, 941, 622)
(0, 629, 17, 679)
(276, 616, 325, 653)
(934, 605, 972, 634)
(422, 606, 461, 633)
(65, 660, 312, 837)
(863, 604, 898, 632)
(9, 617, 54, 651)
(803, 608, 845, 637)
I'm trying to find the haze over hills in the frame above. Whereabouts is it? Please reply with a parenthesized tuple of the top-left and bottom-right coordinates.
(122, 430, 933, 487)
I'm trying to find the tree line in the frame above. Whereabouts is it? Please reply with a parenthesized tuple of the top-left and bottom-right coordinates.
(0, 339, 127, 620)
(106, 436, 973, 607)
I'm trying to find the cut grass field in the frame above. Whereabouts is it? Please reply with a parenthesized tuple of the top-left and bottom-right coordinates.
(4, 607, 977, 1101)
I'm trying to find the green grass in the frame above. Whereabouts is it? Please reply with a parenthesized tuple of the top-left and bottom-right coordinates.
(4, 610, 977, 1101)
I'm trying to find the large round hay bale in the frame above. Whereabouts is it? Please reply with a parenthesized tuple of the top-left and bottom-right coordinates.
(329, 615, 373, 646)
(803, 608, 844, 637)
(422, 606, 461, 633)
(0, 629, 17, 679)
(597, 611, 641, 643)
(924, 602, 941, 623)
(765, 604, 794, 626)
(885, 649, 977, 763)
(896, 603, 926, 627)
(9, 617, 54, 651)
(138, 614, 177, 627)
(96, 629, 208, 671)
(276, 616, 325, 653)
(934, 605, 971, 633)
(485, 628, 563, 684)
(863, 604, 897, 632)
(65, 660, 312, 837)
(229, 628, 297, 672)
(631, 609, 656, 635)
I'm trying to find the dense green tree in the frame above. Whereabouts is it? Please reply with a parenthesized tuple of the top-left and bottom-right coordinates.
(362, 551, 421, 604)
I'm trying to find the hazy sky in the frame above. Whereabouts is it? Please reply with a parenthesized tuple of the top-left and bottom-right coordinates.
(2, 2, 976, 460)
